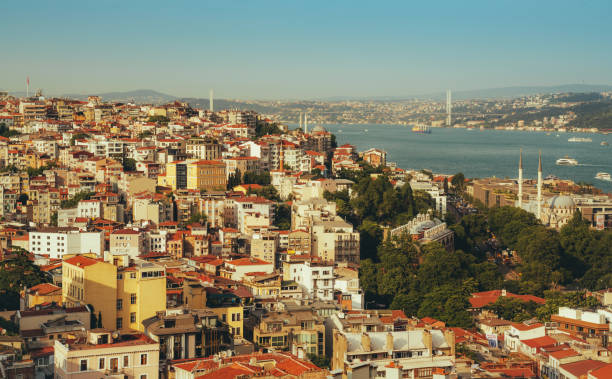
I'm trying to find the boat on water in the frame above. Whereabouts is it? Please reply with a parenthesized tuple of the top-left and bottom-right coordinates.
(556, 157, 579, 166)
(412, 125, 431, 134)
(601, 141, 609, 146)
(568, 137, 593, 142)
(364, 129, 368, 132)
(595, 172, 612, 181)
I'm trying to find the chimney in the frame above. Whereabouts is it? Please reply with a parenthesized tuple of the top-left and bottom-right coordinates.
(361, 333, 371, 352)
(423, 329, 432, 356)
(386, 332, 394, 351)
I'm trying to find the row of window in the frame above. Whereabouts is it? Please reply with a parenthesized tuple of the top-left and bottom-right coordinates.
(116, 314, 137, 328)
(79, 354, 148, 372)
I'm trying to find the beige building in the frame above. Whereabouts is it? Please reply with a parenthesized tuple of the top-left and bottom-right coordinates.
(133, 197, 173, 225)
(250, 231, 278, 264)
(54, 329, 159, 379)
(110, 229, 146, 258)
(311, 216, 360, 264)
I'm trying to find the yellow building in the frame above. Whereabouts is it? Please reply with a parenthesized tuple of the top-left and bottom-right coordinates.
(161, 159, 226, 192)
(25, 283, 63, 308)
(62, 255, 166, 332)
(203, 288, 244, 337)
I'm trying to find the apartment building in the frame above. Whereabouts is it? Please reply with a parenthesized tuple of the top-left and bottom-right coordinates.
(29, 228, 104, 258)
(54, 329, 159, 379)
(331, 328, 455, 378)
(161, 159, 226, 191)
(250, 231, 277, 264)
(185, 138, 221, 160)
(311, 216, 360, 264)
(62, 255, 166, 332)
(250, 309, 326, 356)
(110, 229, 147, 258)
(285, 260, 335, 301)
(142, 308, 233, 360)
(133, 197, 173, 225)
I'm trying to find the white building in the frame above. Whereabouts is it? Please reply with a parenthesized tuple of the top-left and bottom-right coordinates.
(287, 260, 335, 301)
(29, 228, 105, 259)
(77, 199, 103, 219)
(503, 322, 546, 352)
(223, 258, 274, 281)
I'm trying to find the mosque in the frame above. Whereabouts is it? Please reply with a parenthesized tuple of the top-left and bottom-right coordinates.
(516, 149, 577, 229)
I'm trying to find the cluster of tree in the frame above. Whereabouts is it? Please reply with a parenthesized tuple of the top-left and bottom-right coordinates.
(273, 203, 291, 230)
(147, 115, 170, 124)
(70, 132, 90, 146)
(255, 121, 282, 137)
(227, 170, 271, 189)
(248, 185, 281, 201)
(307, 354, 330, 369)
(185, 211, 207, 225)
(61, 191, 95, 209)
(484, 290, 599, 322)
(360, 239, 497, 328)
(122, 157, 137, 172)
(27, 163, 57, 178)
(0, 123, 20, 138)
(324, 174, 433, 261)
(488, 206, 612, 293)
(137, 130, 154, 139)
(0, 248, 50, 310)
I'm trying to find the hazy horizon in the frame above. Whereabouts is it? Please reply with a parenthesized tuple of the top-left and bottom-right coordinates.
(2, 1, 612, 99)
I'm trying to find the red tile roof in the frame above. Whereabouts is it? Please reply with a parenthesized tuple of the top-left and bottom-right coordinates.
(28, 283, 61, 296)
(521, 335, 557, 349)
(469, 290, 545, 308)
(64, 255, 100, 268)
(560, 359, 607, 377)
(590, 363, 612, 379)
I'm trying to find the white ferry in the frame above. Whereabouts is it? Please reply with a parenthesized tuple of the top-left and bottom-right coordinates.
(568, 137, 593, 142)
(595, 172, 612, 181)
(556, 157, 578, 166)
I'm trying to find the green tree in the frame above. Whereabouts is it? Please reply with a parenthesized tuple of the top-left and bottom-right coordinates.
(451, 172, 466, 193)
(0, 248, 50, 310)
(359, 220, 382, 261)
(307, 354, 330, 369)
(274, 203, 291, 230)
(122, 158, 137, 172)
(186, 212, 207, 225)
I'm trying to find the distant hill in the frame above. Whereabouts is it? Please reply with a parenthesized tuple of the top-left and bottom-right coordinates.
(62, 89, 177, 104)
(180, 98, 279, 114)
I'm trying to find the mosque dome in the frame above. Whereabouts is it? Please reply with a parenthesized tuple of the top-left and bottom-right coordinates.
(312, 125, 327, 132)
(546, 195, 575, 209)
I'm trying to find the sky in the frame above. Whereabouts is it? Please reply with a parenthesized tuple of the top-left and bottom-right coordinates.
(1, 0, 611, 99)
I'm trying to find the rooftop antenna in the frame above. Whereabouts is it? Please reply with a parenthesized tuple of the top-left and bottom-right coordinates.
(209, 89, 214, 112)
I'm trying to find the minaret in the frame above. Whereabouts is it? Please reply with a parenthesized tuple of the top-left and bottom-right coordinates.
(518, 148, 523, 208)
(304, 112, 308, 134)
(209, 89, 214, 112)
(299, 112, 303, 130)
(537, 150, 542, 219)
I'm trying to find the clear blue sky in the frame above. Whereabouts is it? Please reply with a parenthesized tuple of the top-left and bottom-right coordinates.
(1, 0, 611, 99)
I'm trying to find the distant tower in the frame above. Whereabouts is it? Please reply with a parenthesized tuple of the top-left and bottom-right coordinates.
(209, 89, 214, 112)
(26, 76, 30, 98)
(537, 150, 542, 219)
(518, 148, 523, 208)
(299, 112, 303, 130)
(304, 112, 308, 134)
(446, 89, 452, 126)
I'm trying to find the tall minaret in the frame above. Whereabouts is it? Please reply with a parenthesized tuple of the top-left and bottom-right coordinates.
(299, 112, 303, 130)
(304, 112, 308, 134)
(518, 148, 523, 208)
(537, 150, 542, 219)
(209, 89, 214, 112)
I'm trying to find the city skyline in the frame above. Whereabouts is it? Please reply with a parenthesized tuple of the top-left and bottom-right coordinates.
(1, 0, 612, 99)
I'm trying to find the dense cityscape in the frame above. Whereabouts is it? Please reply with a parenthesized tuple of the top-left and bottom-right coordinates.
(0, 89, 610, 379)
(3, 0, 612, 378)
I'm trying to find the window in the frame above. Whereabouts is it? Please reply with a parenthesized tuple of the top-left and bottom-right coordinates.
(140, 375, 147, 379)
(140, 354, 148, 365)
(130, 273, 136, 279)
(110, 358, 118, 373)
(116, 317, 123, 329)
(130, 294, 136, 304)
(117, 273, 123, 279)
(123, 355, 129, 367)
(130, 312, 136, 323)
(222, 314, 226, 322)
(99, 358, 105, 369)
(117, 299, 123, 310)
(80, 359, 87, 371)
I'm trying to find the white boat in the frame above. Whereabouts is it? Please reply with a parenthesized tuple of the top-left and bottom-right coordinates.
(601, 141, 609, 146)
(595, 172, 612, 181)
(556, 157, 578, 166)
(568, 137, 593, 142)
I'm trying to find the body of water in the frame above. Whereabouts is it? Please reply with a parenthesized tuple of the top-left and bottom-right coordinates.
(322, 124, 612, 193)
